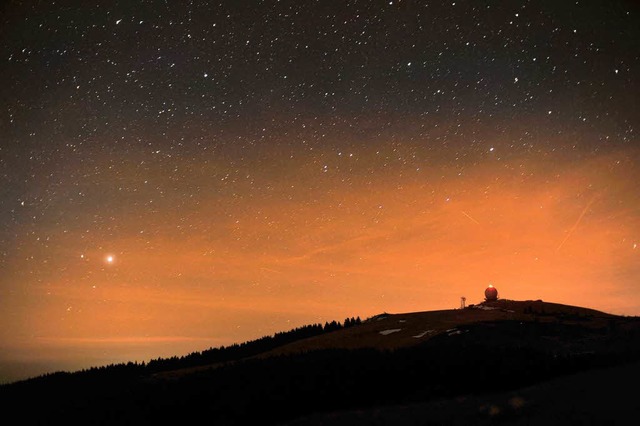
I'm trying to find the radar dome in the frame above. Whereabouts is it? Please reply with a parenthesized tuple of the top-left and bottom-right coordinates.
(484, 284, 498, 301)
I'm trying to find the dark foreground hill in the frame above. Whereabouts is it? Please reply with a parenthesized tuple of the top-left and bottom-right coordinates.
(2, 299, 640, 425)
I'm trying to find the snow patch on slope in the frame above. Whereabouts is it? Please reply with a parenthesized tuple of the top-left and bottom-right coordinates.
(413, 330, 435, 338)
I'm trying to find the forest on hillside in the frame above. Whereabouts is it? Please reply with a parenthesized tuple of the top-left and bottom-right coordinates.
(2, 316, 640, 425)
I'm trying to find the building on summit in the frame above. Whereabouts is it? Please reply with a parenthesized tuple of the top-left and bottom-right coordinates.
(485, 284, 498, 301)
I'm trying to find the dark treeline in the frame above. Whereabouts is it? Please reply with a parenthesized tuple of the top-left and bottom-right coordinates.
(145, 316, 360, 372)
(2, 318, 640, 425)
(4, 316, 363, 386)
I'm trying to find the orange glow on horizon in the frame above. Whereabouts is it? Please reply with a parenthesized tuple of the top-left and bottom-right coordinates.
(1, 146, 638, 381)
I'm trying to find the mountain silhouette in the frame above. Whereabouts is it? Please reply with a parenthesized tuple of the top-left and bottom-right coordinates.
(1, 299, 639, 425)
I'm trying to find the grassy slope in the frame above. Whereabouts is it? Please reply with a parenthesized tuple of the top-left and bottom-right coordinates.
(1, 299, 636, 425)
(153, 298, 617, 380)
(260, 299, 615, 356)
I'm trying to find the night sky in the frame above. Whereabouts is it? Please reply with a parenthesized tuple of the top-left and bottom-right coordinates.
(1, 0, 638, 384)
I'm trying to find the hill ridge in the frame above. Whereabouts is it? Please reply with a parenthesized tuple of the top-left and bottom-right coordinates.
(1, 298, 639, 425)
(0, 298, 622, 386)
